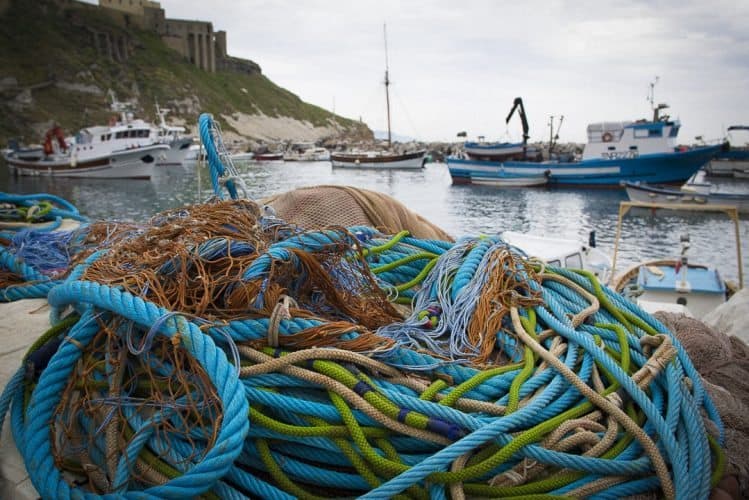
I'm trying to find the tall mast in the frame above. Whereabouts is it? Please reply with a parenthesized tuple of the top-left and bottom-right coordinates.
(383, 23, 392, 147)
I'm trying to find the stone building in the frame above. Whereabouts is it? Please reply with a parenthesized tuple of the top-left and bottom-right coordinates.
(97, 0, 254, 74)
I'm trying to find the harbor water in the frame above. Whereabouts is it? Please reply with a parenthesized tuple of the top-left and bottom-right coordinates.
(1, 159, 747, 283)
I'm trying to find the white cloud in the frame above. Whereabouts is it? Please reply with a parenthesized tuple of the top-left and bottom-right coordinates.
(153, 0, 749, 143)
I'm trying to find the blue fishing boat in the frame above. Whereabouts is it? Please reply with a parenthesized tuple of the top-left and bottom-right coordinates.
(448, 103, 723, 187)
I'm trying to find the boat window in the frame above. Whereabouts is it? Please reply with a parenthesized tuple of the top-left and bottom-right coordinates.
(629, 145, 638, 150)
(115, 131, 126, 139)
(100, 135, 106, 141)
(648, 129, 662, 137)
(548, 259, 561, 267)
(106, 134, 111, 140)
(565, 253, 583, 269)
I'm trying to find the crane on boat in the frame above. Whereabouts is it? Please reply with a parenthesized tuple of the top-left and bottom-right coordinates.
(506, 97, 530, 146)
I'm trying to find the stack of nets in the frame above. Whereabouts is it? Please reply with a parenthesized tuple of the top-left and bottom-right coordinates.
(0, 195, 726, 499)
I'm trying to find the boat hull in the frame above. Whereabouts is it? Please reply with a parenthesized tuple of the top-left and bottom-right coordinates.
(623, 181, 749, 214)
(331, 150, 426, 169)
(4, 144, 168, 179)
(470, 173, 548, 187)
(464, 142, 525, 161)
(447, 144, 721, 186)
(157, 137, 194, 166)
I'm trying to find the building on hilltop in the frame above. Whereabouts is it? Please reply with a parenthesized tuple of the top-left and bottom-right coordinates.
(97, 0, 258, 75)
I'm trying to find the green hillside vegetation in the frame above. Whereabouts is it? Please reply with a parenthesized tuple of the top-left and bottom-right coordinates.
(0, 0, 369, 142)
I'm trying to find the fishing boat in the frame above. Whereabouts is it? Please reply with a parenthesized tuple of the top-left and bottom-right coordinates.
(500, 230, 612, 284)
(3, 124, 169, 179)
(622, 180, 749, 214)
(461, 98, 544, 162)
(706, 125, 749, 176)
(331, 25, 426, 170)
(610, 201, 743, 317)
(447, 82, 722, 186)
(153, 102, 194, 166)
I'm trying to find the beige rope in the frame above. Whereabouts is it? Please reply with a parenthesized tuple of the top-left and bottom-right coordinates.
(510, 307, 676, 499)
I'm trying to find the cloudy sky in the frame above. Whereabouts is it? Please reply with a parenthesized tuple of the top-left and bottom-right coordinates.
(136, 1, 749, 143)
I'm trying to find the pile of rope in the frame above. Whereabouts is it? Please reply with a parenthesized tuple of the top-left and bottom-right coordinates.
(0, 117, 725, 498)
(0, 192, 90, 301)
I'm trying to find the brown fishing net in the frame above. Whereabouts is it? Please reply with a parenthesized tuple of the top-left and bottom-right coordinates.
(52, 316, 221, 493)
(262, 185, 454, 241)
(79, 199, 399, 350)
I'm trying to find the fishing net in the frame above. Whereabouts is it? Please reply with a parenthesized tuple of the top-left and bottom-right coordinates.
(262, 184, 454, 241)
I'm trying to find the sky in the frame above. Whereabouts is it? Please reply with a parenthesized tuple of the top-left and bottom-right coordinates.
(101, 0, 749, 144)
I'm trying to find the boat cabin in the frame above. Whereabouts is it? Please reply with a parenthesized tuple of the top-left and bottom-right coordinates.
(582, 118, 680, 161)
(500, 231, 611, 283)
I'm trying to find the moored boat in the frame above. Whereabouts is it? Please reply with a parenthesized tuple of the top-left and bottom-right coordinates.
(469, 170, 549, 187)
(610, 201, 743, 318)
(706, 125, 749, 176)
(332, 25, 426, 170)
(331, 149, 426, 169)
(3, 124, 169, 179)
(500, 229, 612, 284)
(448, 83, 723, 186)
(623, 180, 749, 214)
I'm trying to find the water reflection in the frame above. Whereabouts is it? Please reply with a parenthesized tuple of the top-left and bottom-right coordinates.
(1, 160, 747, 283)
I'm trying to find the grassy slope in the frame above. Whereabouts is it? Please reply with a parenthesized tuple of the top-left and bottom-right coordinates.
(0, 0, 368, 141)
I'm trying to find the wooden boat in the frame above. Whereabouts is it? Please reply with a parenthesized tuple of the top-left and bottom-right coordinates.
(610, 201, 744, 317)
(253, 152, 284, 162)
(622, 180, 749, 214)
(332, 25, 425, 170)
(331, 149, 426, 169)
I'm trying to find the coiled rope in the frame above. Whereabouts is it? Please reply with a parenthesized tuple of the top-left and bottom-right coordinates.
(0, 118, 725, 498)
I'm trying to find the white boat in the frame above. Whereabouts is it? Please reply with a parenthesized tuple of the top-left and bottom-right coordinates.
(284, 143, 331, 161)
(3, 123, 168, 179)
(706, 125, 749, 176)
(470, 170, 549, 187)
(332, 25, 426, 170)
(623, 181, 749, 214)
(500, 230, 612, 284)
(610, 201, 744, 317)
(230, 151, 255, 161)
(153, 102, 194, 165)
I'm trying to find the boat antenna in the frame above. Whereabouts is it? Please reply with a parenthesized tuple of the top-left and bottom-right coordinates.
(647, 76, 668, 121)
(383, 23, 392, 148)
(548, 114, 564, 157)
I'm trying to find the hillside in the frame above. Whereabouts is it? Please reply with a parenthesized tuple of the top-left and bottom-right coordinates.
(0, 0, 372, 145)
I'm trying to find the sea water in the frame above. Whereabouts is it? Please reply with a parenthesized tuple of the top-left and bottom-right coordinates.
(1, 160, 747, 284)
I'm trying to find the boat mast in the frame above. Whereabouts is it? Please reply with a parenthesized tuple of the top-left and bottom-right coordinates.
(383, 23, 392, 148)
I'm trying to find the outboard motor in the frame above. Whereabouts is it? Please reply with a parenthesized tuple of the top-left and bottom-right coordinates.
(588, 230, 597, 248)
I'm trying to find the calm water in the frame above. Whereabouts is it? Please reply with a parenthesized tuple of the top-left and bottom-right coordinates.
(1, 160, 748, 283)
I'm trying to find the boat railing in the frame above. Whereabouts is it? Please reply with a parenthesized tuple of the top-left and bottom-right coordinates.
(610, 201, 743, 289)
